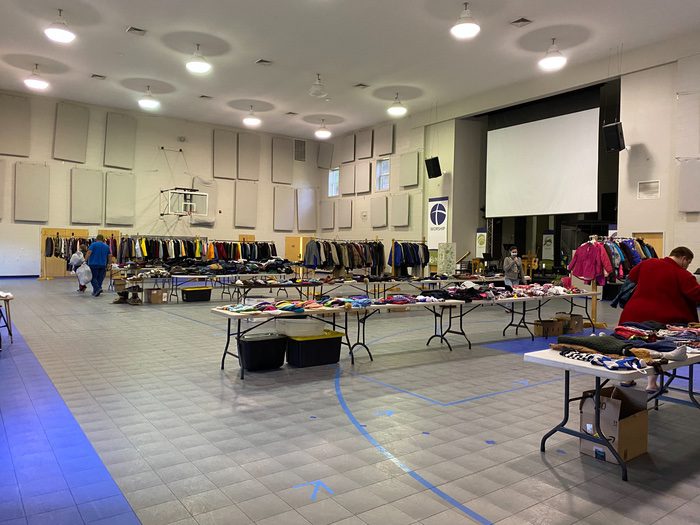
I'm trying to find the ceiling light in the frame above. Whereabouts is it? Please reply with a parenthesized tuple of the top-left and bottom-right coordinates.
(315, 119, 332, 140)
(387, 93, 408, 118)
(450, 2, 480, 40)
(186, 44, 212, 74)
(44, 9, 76, 44)
(138, 86, 160, 110)
(242, 106, 262, 128)
(309, 73, 328, 98)
(538, 38, 567, 72)
(24, 64, 50, 91)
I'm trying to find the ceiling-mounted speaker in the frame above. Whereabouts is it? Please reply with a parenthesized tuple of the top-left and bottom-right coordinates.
(425, 156, 442, 179)
(602, 122, 625, 152)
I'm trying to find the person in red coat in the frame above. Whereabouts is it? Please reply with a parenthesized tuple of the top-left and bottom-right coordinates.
(619, 246, 700, 392)
(620, 246, 700, 325)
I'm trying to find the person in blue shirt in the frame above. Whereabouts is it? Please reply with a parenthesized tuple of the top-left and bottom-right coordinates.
(85, 235, 112, 297)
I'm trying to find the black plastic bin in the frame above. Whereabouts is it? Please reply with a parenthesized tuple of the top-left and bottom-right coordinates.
(238, 333, 288, 371)
(181, 286, 212, 302)
(286, 331, 343, 368)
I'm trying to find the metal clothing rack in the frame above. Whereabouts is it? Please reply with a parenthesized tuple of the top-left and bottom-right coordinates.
(390, 237, 427, 278)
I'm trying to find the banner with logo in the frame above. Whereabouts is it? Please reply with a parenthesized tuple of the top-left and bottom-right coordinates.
(475, 230, 487, 258)
(427, 197, 448, 249)
(542, 233, 554, 260)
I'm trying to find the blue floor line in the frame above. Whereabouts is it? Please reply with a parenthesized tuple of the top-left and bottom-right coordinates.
(334, 366, 493, 525)
(0, 324, 141, 525)
(357, 373, 563, 407)
(658, 395, 699, 408)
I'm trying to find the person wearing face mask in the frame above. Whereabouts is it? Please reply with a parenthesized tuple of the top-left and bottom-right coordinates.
(619, 246, 700, 326)
(503, 246, 524, 288)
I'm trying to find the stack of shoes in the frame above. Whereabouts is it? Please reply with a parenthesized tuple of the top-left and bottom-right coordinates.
(127, 295, 142, 305)
(112, 295, 128, 304)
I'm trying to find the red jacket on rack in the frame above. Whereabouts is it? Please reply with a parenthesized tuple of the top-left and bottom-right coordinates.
(620, 257, 700, 324)
(568, 242, 612, 286)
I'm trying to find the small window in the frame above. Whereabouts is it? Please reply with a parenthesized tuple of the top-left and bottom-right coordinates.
(376, 158, 390, 191)
(328, 168, 340, 197)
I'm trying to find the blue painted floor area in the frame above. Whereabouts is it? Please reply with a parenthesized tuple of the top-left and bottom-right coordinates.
(482, 328, 612, 354)
(0, 325, 140, 525)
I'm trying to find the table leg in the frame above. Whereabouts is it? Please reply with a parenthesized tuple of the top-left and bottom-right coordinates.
(348, 311, 374, 364)
(425, 307, 453, 352)
(221, 318, 233, 370)
(541, 370, 571, 452)
(689, 364, 699, 409)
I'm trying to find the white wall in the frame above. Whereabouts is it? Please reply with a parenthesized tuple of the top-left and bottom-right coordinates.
(453, 119, 485, 258)
(618, 62, 699, 254)
(0, 92, 325, 275)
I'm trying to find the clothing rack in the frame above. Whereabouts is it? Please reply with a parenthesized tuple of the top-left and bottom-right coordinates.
(39, 228, 90, 280)
(303, 238, 386, 276)
(390, 238, 427, 278)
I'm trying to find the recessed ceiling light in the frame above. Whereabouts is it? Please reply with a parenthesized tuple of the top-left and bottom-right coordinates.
(315, 119, 332, 140)
(538, 38, 567, 72)
(24, 64, 50, 91)
(450, 2, 480, 40)
(125, 26, 147, 36)
(44, 9, 76, 44)
(138, 85, 160, 110)
(242, 106, 262, 128)
(186, 44, 212, 74)
(255, 59, 273, 65)
(387, 92, 408, 118)
(90, 73, 107, 80)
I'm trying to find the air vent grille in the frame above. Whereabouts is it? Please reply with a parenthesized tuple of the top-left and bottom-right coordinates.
(125, 26, 147, 36)
(90, 74, 106, 80)
(255, 59, 273, 65)
(198, 94, 213, 99)
(353, 83, 370, 89)
(285, 111, 299, 116)
(510, 17, 533, 28)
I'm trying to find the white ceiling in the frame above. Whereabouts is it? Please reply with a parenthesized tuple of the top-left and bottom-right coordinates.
(2, 0, 700, 139)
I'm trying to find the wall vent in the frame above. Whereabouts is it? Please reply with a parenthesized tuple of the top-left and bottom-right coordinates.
(90, 74, 106, 80)
(285, 111, 299, 116)
(125, 26, 147, 36)
(510, 17, 533, 28)
(255, 59, 273, 65)
(198, 94, 213, 99)
(353, 83, 370, 89)
(294, 140, 306, 162)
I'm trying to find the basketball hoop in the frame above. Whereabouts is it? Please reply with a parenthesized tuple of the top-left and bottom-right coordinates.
(160, 187, 208, 217)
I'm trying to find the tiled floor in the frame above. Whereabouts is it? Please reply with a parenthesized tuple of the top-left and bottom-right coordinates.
(1, 278, 699, 525)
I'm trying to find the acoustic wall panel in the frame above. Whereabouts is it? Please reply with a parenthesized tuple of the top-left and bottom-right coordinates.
(337, 199, 352, 229)
(15, 162, 49, 222)
(0, 160, 5, 220)
(104, 112, 137, 169)
(191, 176, 217, 226)
(235, 180, 258, 228)
(71, 168, 103, 224)
(105, 171, 135, 225)
(370, 196, 387, 228)
(356, 129, 373, 159)
(296, 188, 317, 231)
(53, 102, 89, 163)
(238, 132, 261, 180)
(272, 137, 294, 184)
(355, 161, 371, 193)
(374, 123, 394, 156)
(273, 185, 295, 231)
(390, 193, 410, 227)
(339, 164, 355, 195)
(317, 142, 334, 169)
(679, 160, 700, 212)
(213, 129, 237, 179)
(320, 200, 334, 230)
(399, 151, 419, 187)
(339, 134, 355, 163)
(0, 94, 30, 157)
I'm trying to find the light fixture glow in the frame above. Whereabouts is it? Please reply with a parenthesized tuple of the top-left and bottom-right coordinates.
(242, 106, 262, 127)
(138, 86, 160, 110)
(185, 44, 212, 74)
(450, 2, 480, 40)
(44, 9, 76, 43)
(315, 119, 332, 140)
(24, 64, 50, 91)
(309, 73, 328, 98)
(538, 38, 567, 72)
(387, 92, 407, 118)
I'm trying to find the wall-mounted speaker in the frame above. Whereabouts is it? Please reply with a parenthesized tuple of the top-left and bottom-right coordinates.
(425, 156, 442, 179)
(602, 122, 625, 152)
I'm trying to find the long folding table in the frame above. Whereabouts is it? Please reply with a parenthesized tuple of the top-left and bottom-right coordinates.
(211, 300, 466, 379)
(524, 348, 700, 481)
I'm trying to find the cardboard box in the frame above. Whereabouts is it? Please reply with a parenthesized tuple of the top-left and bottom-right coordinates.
(579, 386, 648, 464)
(113, 279, 126, 292)
(555, 312, 584, 333)
(534, 319, 564, 337)
(146, 288, 167, 304)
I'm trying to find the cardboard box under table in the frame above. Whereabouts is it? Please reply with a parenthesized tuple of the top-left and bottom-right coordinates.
(579, 386, 648, 464)
(146, 288, 167, 304)
(287, 331, 343, 367)
(534, 319, 565, 337)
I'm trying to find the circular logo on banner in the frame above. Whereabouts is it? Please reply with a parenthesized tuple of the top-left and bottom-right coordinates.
(430, 203, 447, 225)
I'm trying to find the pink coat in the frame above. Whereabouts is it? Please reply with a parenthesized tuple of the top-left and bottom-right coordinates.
(568, 242, 612, 285)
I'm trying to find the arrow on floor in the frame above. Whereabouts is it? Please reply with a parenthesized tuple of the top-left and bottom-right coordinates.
(293, 480, 334, 500)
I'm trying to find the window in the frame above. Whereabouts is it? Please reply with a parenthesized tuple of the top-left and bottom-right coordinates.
(376, 158, 390, 191)
(328, 168, 340, 197)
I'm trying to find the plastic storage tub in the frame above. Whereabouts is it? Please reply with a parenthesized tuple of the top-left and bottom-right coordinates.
(276, 318, 326, 337)
(286, 331, 343, 367)
(181, 286, 212, 302)
(238, 333, 288, 371)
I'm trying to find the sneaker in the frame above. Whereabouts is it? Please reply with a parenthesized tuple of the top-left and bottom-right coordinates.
(112, 297, 127, 304)
(95, 289, 102, 297)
